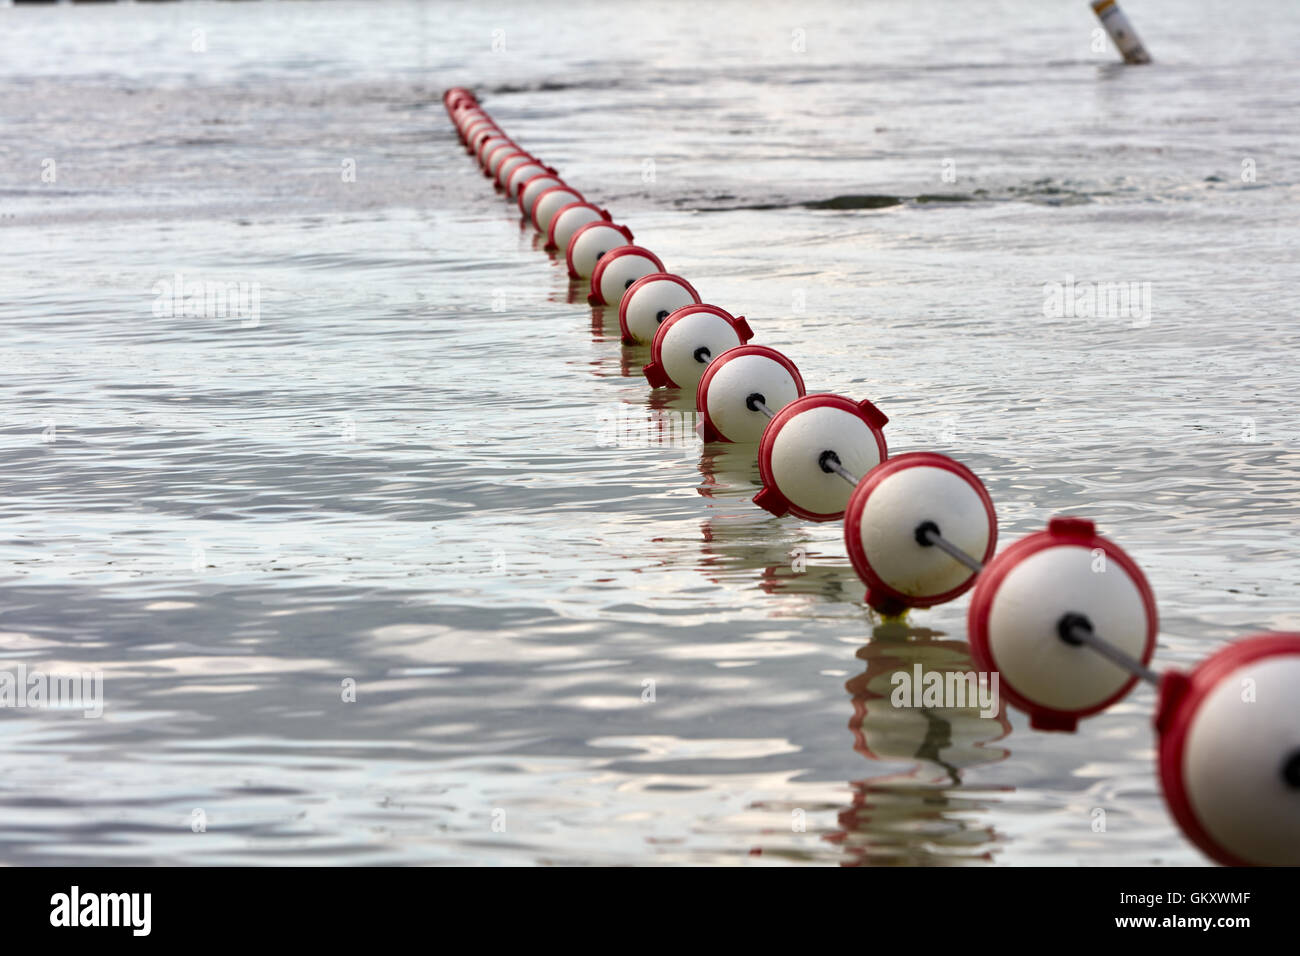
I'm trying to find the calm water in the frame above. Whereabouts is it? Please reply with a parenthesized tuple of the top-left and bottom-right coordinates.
(1, 0, 1297, 865)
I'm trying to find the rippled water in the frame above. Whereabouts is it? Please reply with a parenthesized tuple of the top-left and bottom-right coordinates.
(1, 0, 1297, 865)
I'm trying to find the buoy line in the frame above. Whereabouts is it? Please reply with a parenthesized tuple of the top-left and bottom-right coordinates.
(442, 87, 1299, 867)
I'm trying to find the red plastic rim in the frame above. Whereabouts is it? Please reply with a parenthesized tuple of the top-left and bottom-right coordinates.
(752, 393, 890, 522)
(1155, 634, 1300, 867)
(618, 273, 701, 345)
(695, 345, 807, 443)
(966, 516, 1158, 732)
(843, 452, 997, 613)
(587, 245, 665, 306)
(565, 220, 634, 279)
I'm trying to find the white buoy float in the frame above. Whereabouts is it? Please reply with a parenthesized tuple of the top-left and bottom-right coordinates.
(505, 160, 555, 199)
(843, 452, 997, 615)
(695, 345, 805, 443)
(517, 174, 566, 218)
(752, 394, 889, 522)
(967, 516, 1157, 732)
(587, 245, 665, 307)
(461, 116, 496, 144)
(477, 134, 513, 168)
(455, 110, 489, 136)
(529, 185, 585, 233)
(547, 202, 612, 253)
(466, 125, 501, 157)
(618, 273, 700, 345)
(484, 141, 522, 180)
(495, 151, 538, 191)
(643, 304, 754, 391)
(1156, 634, 1300, 866)
(565, 221, 635, 280)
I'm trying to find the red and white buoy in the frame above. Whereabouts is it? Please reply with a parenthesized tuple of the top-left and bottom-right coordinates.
(505, 159, 556, 200)
(1155, 634, 1300, 866)
(529, 185, 584, 233)
(843, 452, 997, 615)
(478, 134, 512, 167)
(517, 173, 566, 218)
(643, 304, 753, 390)
(752, 394, 889, 521)
(618, 273, 700, 345)
(484, 141, 522, 181)
(695, 345, 805, 443)
(546, 202, 612, 253)
(467, 125, 501, 158)
(495, 151, 538, 191)
(566, 220, 635, 280)
(967, 517, 1157, 732)
(588, 245, 665, 308)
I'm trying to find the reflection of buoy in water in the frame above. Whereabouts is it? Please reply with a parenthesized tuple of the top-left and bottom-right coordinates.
(565, 221, 635, 280)
(530, 185, 584, 233)
(847, 635, 1011, 773)
(546, 202, 611, 253)
(832, 632, 1009, 864)
(618, 273, 700, 345)
(643, 305, 754, 391)
(588, 245, 665, 308)
(516, 174, 565, 218)
(1155, 634, 1300, 867)
(695, 345, 805, 443)
(967, 517, 1157, 732)
(844, 453, 997, 615)
(753, 394, 888, 522)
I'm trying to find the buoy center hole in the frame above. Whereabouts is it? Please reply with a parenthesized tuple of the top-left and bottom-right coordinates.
(1056, 612, 1092, 647)
(693, 347, 711, 363)
(1282, 750, 1300, 789)
(655, 310, 669, 323)
(745, 392, 766, 412)
(914, 520, 940, 547)
(817, 450, 842, 474)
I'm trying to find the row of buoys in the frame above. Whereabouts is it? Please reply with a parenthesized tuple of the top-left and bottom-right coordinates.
(442, 87, 1299, 867)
